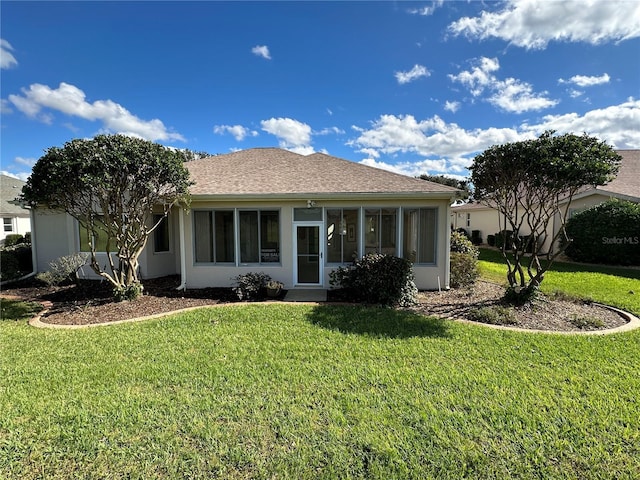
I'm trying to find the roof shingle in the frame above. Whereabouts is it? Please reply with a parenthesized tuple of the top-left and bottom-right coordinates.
(186, 148, 459, 198)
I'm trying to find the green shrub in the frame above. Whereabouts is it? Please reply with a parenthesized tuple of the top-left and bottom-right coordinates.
(114, 282, 144, 302)
(329, 253, 417, 307)
(36, 253, 90, 286)
(504, 284, 541, 306)
(568, 314, 604, 329)
(233, 272, 272, 301)
(468, 305, 517, 325)
(3, 234, 24, 247)
(450, 231, 479, 288)
(450, 252, 479, 288)
(0, 244, 32, 282)
(564, 199, 640, 265)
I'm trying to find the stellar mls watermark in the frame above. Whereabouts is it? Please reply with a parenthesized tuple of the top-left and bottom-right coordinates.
(602, 236, 639, 245)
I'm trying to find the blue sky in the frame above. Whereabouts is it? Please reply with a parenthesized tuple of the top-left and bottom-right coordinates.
(2, 1, 639, 181)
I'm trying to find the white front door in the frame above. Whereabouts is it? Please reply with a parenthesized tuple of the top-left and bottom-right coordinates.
(294, 223, 323, 286)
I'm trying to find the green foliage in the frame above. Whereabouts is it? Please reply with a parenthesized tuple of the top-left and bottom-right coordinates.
(470, 131, 621, 299)
(568, 314, 605, 329)
(504, 284, 541, 306)
(233, 272, 272, 301)
(36, 253, 90, 286)
(0, 245, 32, 282)
(468, 305, 517, 325)
(113, 282, 144, 302)
(418, 174, 472, 199)
(330, 253, 417, 307)
(22, 134, 192, 296)
(450, 231, 479, 288)
(450, 252, 480, 288)
(564, 199, 640, 265)
(3, 234, 24, 247)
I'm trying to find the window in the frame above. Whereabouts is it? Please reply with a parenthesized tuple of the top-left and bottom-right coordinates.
(153, 214, 170, 253)
(239, 210, 280, 264)
(326, 208, 359, 263)
(365, 208, 397, 255)
(79, 217, 109, 252)
(403, 208, 437, 264)
(194, 210, 235, 263)
(466, 213, 471, 228)
(3, 218, 12, 232)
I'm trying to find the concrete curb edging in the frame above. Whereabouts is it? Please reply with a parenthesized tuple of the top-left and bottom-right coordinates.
(16, 297, 640, 335)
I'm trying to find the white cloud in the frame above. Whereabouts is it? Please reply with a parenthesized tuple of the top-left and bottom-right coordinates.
(448, 0, 640, 49)
(395, 64, 430, 84)
(449, 57, 558, 113)
(1, 170, 31, 181)
(444, 101, 461, 113)
(408, 0, 444, 16)
(7, 82, 184, 142)
(1, 99, 13, 114)
(524, 97, 640, 149)
(315, 126, 345, 135)
(15, 157, 36, 167)
(569, 89, 584, 98)
(0, 39, 18, 69)
(261, 117, 314, 152)
(349, 99, 640, 176)
(559, 73, 610, 87)
(252, 45, 271, 60)
(213, 124, 258, 141)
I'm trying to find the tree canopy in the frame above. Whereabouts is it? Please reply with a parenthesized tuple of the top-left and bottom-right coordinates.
(419, 174, 472, 200)
(470, 131, 621, 302)
(23, 134, 193, 298)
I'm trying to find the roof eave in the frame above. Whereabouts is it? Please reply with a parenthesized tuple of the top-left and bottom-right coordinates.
(190, 191, 458, 202)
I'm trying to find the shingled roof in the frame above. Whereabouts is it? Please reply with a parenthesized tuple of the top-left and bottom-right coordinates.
(186, 148, 459, 199)
(592, 150, 640, 201)
(0, 174, 28, 216)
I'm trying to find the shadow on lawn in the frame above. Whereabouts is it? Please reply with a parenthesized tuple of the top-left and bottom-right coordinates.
(307, 305, 450, 339)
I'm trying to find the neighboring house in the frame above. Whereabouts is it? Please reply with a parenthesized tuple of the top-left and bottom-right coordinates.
(0, 174, 30, 244)
(451, 149, 639, 252)
(31, 148, 460, 290)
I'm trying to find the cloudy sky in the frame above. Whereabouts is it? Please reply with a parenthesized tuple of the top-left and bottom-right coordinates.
(2, 1, 639, 180)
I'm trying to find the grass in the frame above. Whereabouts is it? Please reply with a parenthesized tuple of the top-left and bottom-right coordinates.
(1, 303, 640, 479)
(478, 248, 640, 316)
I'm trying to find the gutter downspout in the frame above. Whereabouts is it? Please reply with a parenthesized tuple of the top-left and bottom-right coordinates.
(444, 197, 454, 290)
(176, 207, 187, 291)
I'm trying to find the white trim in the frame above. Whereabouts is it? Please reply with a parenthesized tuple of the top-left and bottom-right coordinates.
(293, 221, 324, 287)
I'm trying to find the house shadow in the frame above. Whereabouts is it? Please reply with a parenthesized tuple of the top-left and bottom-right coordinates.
(306, 304, 451, 339)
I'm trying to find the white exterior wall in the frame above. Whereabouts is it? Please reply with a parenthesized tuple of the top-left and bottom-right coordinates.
(0, 215, 31, 242)
(452, 207, 501, 243)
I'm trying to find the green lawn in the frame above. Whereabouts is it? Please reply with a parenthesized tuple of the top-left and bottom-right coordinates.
(1, 303, 639, 479)
(478, 248, 640, 316)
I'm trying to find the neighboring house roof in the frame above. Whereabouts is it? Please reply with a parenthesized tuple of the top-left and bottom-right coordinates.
(451, 201, 496, 212)
(588, 149, 640, 202)
(186, 148, 460, 199)
(0, 174, 28, 216)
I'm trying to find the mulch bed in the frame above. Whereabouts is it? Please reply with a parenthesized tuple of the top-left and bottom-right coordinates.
(1, 276, 629, 332)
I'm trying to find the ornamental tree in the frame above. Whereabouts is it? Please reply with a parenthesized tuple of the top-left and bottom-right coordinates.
(470, 131, 620, 303)
(22, 134, 193, 299)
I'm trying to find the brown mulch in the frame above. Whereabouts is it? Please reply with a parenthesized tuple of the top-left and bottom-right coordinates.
(412, 281, 627, 332)
(1, 276, 629, 331)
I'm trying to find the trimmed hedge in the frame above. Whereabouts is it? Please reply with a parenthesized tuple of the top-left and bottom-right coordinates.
(564, 199, 640, 265)
(450, 231, 479, 288)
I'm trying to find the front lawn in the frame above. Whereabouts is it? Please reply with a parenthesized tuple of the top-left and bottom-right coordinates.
(1, 304, 639, 479)
(478, 248, 640, 315)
